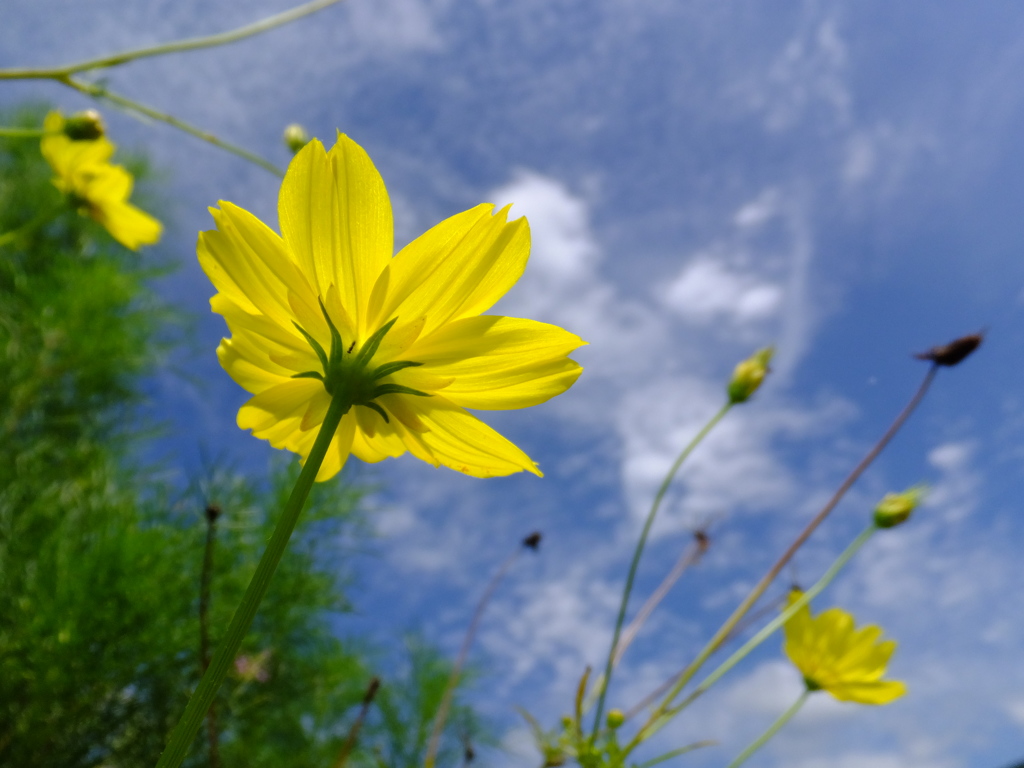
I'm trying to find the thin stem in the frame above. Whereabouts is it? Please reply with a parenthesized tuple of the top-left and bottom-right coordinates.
(636, 364, 937, 738)
(199, 504, 221, 768)
(423, 543, 527, 768)
(0, 127, 45, 138)
(634, 741, 715, 768)
(334, 677, 380, 768)
(60, 77, 284, 177)
(0, 0, 346, 80)
(591, 402, 733, 736)
(724, 690, 810, 768)
(614, 534, 707, 667)
(155, 395, 351, 768)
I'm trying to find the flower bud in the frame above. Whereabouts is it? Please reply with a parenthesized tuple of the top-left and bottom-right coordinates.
(873, 486, 926, 529)
(283, 123, 309, 154)
(63, 109, 105, 141)
(727, 347, 774, 404)
(605, 709, 625, 729)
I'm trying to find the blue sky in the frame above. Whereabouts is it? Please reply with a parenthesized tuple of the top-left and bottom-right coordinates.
(5, 1, 1024, 766)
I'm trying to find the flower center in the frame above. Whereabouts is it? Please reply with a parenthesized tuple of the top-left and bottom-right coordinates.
(292, 299, 428, 422)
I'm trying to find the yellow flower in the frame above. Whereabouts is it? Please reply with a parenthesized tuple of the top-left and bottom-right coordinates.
(198, 133, 585, 481)
(40, 111, 162, 251)
(783, 591, 906, 705)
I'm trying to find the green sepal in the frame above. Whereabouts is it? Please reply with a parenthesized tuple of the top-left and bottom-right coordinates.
(363, 401, 390, 423)
(354, 317, 397, 367)
(371, 360, 422, 380)
(291, 370, 325, 382)
(373, 383, 429, 398)
(293, 322, 329, 374)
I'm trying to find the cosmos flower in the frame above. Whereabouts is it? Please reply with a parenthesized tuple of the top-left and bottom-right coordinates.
(198, 133, 585, 481)
(40, 111, 162, 250)
(783, 591, 906, 705)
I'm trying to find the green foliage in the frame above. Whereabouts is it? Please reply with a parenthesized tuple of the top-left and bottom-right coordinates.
(0, 105, 485, 768)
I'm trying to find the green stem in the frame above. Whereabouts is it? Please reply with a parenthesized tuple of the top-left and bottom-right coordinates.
(0, 126, 45, 138)
(591, 402, 732, 736)
(0, 0, 346, 80)
(636, 525, 877, 745)
(0, 208, 60, 248)
(155, 395, 351, 768)
(60, 76, 284, 177)
(724, 689, 810, 768)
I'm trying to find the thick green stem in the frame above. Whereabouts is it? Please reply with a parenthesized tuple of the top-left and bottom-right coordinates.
(724, 689, 810, 768)
(590, 402, 732, 736)
(0, 0, 345, 80)
(155, 395, 350, 768)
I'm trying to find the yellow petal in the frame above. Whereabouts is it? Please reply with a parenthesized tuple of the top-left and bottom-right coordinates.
(407, 315, 585, 410)
(217, 338, 291, 394)
(199, 202, 316, 327)
(328, 134, 393, 336)
(238, 378, 324, 436)
(94, 200, 162, 250)
(371, 203, 529, 339)
(278, 135, 393, 334)
(397, 395, 541, 477)
(828, 679, 906, 705)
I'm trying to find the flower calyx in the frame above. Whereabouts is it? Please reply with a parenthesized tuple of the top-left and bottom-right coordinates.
(292, 299, 428, 421)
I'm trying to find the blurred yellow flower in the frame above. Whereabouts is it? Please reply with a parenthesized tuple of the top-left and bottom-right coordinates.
(198, 133, 585, 481)
(783, 591, 906, 705)
(40, 111, 162, 250)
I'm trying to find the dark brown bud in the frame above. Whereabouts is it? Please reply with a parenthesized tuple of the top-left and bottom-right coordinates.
(363, 676, 381, 703)
(522, 531, 542, 550)
(914, 332, 983, 367)
(204, 503, 221, 522)
(694, 529, 710, 553)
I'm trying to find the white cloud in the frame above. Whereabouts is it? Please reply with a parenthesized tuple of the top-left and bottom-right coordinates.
(662, 260, 782, 325)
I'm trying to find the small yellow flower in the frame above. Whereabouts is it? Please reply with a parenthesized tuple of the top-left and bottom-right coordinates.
(40, 111, 162, 251)
(783, 591, 906, 705)
(198, 133, 585, 481)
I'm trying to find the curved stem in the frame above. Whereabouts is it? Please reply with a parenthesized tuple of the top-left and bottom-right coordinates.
(724, 689, 810, 768)
(0, 0, 345, 80)
(60, 77, 284, 177)
(591, 402, 732, 736)
(155, 395, 351, 768)
(635, 364, 937, 740)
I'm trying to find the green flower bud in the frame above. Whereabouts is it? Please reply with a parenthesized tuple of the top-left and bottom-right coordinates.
(873, 486, 926, 529)
(727, 347, 774, 404)
(63, 109, 105, 141)
(605, 709, 625, 729)
(283, 123, 309, 154)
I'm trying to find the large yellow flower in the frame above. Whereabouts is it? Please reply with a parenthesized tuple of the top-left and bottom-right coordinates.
(198, 133, 585, 481)
(40, 111, 162, 251)
(783, 591, 906, 705)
